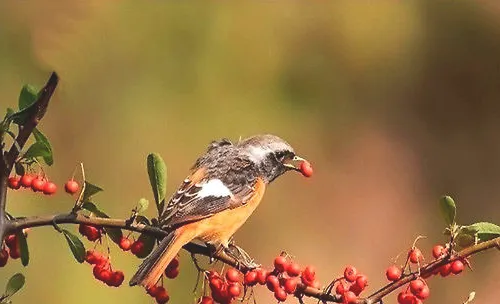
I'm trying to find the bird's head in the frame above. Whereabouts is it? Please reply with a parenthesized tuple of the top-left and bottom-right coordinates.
(238, 134, 311, 183)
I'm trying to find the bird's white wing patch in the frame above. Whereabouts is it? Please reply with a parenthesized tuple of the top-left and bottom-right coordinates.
(197, 179, 233, 198)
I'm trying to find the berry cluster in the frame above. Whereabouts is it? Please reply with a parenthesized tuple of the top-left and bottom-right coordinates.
(0, 233, 26, 267)
(332, 266, 369, 304)
(386, 244, 466, 304)
(118, 236, 149, 258)
(8, 174, 80, 195)
(204, 268, 242, 304)
(85, 250, 125, 287)
(145, 257, 180, 303)
(79, 224, 102, 242)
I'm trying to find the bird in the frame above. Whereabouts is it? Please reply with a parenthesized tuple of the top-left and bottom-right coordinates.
(129, 134, 311, 289)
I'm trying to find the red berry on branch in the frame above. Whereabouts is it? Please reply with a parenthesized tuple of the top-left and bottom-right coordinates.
(131, 240, 145, 256)
(354, 274, 368, 291)
(274, 288, 287, 302)
(20, 174, 34, 188)
(283, 277, 298, 294)
(244, 270, 257, 286)
(343, 291, 358, 304)
(0, 248, 9, 267)
(167, 257, 180, 270)
(409, 279, 425, 295)
(31, 177, 46, 192)
(165, 267, 179, 279)
(9, 243, 20, 259)
(397, 292, 416, 304)
(287, 262, 301, 277)
(228, 283, 241, 298)
(147, 286, 160, 297)
(300, 160, 313, 177)
(335, 280, 347, 295)
(43, 181, 57, 195)
(440, 263, 452, 277)
(343, 265, 357, 283)
(5, 234, 17, 249)
(8, 177, 21, 190)
(119, 237, 132, 251)
(199, 296, 214, 304)
(416, 285, 430, 300)
(409, 248, 424, 264)
(451, 260, 464, 274)
(99, 269, 112, 283)
(274, 256, 289, 273)
(155, 287, 170, 304)
(225, 268, 240, 283)
(209, 277, 224, 291)
(109, 271, 125, 287)
(255, 268, 268, 285)
(302, 265, 316, 282)
(386, 265, 402, 281)
(86, 226, 102, 241)
(85, 250, 99, 264)
(266, 275, 280, 292)
(432, 245, 447, 259)
(65, 180, 80, 194)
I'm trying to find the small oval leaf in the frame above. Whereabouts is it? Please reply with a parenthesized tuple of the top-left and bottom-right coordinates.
(18, 84, 38, 110)
(439, 195, 456, 226)
(32, 128, 53, 166)
(82, 181, 103, 202)
(147, 153, 167, 214)
(136, 198, 149, 214)
(464, 222, 500, 242)
(15, 231, 29, 267)
(4, 273, 25, 298)
(24, 142, 51, 160)
(135, 233, 156, 259)
(62, 229, 86, 263)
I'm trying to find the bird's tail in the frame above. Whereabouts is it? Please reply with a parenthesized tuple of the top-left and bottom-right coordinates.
(129, 228, 194, 288)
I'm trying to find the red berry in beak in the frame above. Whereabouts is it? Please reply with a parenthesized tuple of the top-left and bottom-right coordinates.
(300, 160, 313, 177)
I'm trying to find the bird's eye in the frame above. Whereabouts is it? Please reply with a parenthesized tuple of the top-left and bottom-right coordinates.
(275, 151, 287, 162)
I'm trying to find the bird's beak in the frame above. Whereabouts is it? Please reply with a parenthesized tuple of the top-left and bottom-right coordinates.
(283, 155, 306, 172)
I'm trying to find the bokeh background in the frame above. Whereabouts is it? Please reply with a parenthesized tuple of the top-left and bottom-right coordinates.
(1, 1, 499, 303)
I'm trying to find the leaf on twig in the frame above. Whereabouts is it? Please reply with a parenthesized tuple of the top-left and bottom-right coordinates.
(439, 195, 456, 226)
(18, 84, 39, 111)
(32, 128, 53, 166)
(82, 181, 103, 202)
(460, 222, 500, 243)
(147, 153, 167, 215)
(62, 229, 85, 263)
(15, 231, 29, 267)
(3, 273, 25, 299)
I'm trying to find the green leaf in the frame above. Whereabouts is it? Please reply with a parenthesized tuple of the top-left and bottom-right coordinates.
(81, 202, 123, 245)
(135, 198, 149, 214)
(3, 273, 25, 298)
(61, 229, 85, 263)
(439, 196, 456, 226)
(82, 181, 103, 202)
(15, 231, 29, 266)
(18, 84, 39, 110)
(24, 142, 51, 160)
(462, 222, 500, 242)
(135, 233, 156, 259)
(147, 153, 167, 215)
(32, 128, 53, 166)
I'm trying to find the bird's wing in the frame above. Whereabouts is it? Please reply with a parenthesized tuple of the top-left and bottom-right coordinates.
(159, 167, 257, 229)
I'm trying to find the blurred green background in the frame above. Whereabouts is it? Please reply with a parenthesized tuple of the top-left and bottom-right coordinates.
(1, 1, 499, 303)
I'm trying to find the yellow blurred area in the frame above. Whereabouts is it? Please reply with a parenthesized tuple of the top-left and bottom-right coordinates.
(0, 1, 499, 303)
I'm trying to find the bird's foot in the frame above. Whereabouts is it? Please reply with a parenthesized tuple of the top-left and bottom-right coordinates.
(224, 242, 260, 270)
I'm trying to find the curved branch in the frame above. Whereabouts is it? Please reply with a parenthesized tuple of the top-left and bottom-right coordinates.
(5, 213, 499, 303)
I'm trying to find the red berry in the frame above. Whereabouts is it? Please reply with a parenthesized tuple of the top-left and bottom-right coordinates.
(93, 265, 104, 279)
(43, 181, 57, 195)
(300, 160, 313, 177)
(0, 248, 8, 267)
(335, 281, 347, 295)
(8, 177, 21, 190)
(398, 292, 416, 304)
(349, 283, 364, 296)
(164, 267, 179, 279)
(386, 265, 402, 281)
(416, 285, 430, 300)
(432, 245, 447, 259)
(119, 237, 132, 251)
(131, 240, 145, 256)
(5, 234, 17, 249)
(147, 286, 160, 297)
(167, 257, 179, 270)
(9, 243, 20, 259)
(209, 277, 224, 291)
(85, 250, 98, 264)
(31, 177, 46, 192)
(266, 275, 280, 292)
(440, 263, 452, 277)
(155, 287, 170, 304)
(355, 274, 368, 290)
(409, 279, 425, 295)
(109, 271, 125, 287)
(343, 291, 357, 304)
(199, 296, 214, 304)
(283, 278, 298, 294)
(343, 265, 357, 282)
(65, 180, 80, 194)
(451, 260, 464, 274)
(86, 226, 102, 241)
(99, 269, 112, 283)
(244, 270, 258, 286)
(302, 265, 316, 282)
(20, 174, 34, 188)
(287, 262, 301, 277)
(274, 256, 289, 273)
(225, 268, 240, 283)
(409, 248, 424, 264)
(228, 283, 241, 298)
(255, 268, 268, 285)
(274, 288, 287, 302)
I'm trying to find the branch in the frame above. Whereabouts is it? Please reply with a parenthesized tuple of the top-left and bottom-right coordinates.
(0, 72, 59, 241)
(6, 213, 498, 303)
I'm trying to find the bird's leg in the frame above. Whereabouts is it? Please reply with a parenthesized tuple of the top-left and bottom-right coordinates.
(205, 243, 223, 264)
(224, 239, 260, 270)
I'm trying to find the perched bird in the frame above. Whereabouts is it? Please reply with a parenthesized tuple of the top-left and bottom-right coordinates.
(130, 134, 311, 288)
